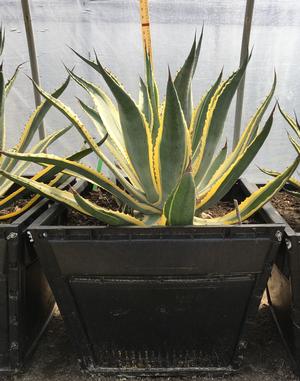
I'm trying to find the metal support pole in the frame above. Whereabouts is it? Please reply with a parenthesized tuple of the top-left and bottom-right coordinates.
(21, 0, 45, 140)
(232, 0, 255, 148)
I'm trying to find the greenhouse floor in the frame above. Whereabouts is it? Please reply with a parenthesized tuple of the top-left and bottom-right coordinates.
(3, 305, 299, 381)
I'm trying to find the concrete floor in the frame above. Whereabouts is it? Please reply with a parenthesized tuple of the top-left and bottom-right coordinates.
(1, 305, 299, 381)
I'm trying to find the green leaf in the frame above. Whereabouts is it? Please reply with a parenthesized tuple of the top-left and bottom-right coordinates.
(157, 71, 190, 203)
(278, 104, 300, 140)
(199, 74, 276, 191)
(197, 141, 227, 190)
(0, 170, 90, 214)
(193, 54, 251, 185)
(191, 70, 223, 153)
(0, 124, 72, 197)
(196, 107, 275, 211)
(164, 165, 195, 226)
(0, 150, 159, 215)
(260, 167, 300, 190)
(174, 29, 203, 127)
(0, 137, 106, 211)
(144, 51, 160, 143)
(138, 77, 153, 127)
(17, 75, 70, 154)
(78, 98, 143, 191)
(5, 63, 23, 96)
(289, 133, 300, 155)
(73, 190, 145, 226)
(30, 78, 148, 203)
(195, 155, 300, 225)
(285, 189, 300, 198)
(65, 67, 126, 153)
(70, 49, 159, 203)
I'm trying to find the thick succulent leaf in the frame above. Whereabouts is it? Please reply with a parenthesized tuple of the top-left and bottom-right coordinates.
(95, 53, 159, 203)
(289, 133, 300, 155)
(16, 75, 70, 154)
(0, 172, 65, 221)
(0, 64, 5, 152)
(198, 76, 277, 191)
(73, 190, 144, 226)
(191, 70, 222, 152)
(138, 77, 153, 127)
(0, 75, 70, 186)
(144, 51, 160, 143)
(0, 170, 91, 214)
(194, 156, 300, 225)
(237, 73, 277, 150)
(0, 151, 159, 215)
(174, 30, 203, 127)
(78, 98, 142, 190)
(0, 140, 103, 211)
(155, 72, 190, 203)
(163, 165, 195, 226)
(259, 167, 300, 191)
(0, 125, 72, 197)
(0, 193, 40, 220)
(284, 189, 300, 197)
(65, 67, 126, 152)
(142, 214, 162, 226)
(71, 49, 159, 203)
(196, 108, 274, 211)
(197, 141, 227, 190)
(5, 63, 23, 96)
(30, 79, 148, 203)
(193, 54, 251, 184)
(279, 105, 300, 139)
(0, 169, 145, 226)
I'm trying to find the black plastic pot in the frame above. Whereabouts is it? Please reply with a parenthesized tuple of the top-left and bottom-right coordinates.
(27, 179, 285, 376)
(0, 197, 55, 373)
(246, 181, 300, 375)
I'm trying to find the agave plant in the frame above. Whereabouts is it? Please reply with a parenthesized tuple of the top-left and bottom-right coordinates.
(260, 106, 300, 197)
(0, 26, 98, 220)
(1, 32, 299, 226)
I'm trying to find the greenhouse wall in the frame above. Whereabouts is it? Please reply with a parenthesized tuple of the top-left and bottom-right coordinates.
(1, 0, 300, 181)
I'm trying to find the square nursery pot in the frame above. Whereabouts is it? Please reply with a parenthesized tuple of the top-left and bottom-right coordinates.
(0, 196, 55, 373)
(245, 181, 300, 375)
(26, 179, 285, 377)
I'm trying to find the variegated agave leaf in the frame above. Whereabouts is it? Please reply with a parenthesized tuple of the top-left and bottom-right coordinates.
(0, 136, 108, 221)
(0, 28, 80, 219)
(1, 35, 290, 226)
(260, 107, 300, 197)
(0, 74, 71, 197)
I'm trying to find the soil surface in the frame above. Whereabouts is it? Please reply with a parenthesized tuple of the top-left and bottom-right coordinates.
(271, 191, 300, 231)
(65, 190, 257, 226)
(1, 305, 298, 381)
(0, 196, 32, 224)
(66, 188, 120, 226)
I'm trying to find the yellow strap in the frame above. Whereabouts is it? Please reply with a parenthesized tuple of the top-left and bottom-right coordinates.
(139, 0, 153, 62)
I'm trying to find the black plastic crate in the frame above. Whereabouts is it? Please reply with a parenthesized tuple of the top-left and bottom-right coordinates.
(26, 180, 285, 376)
(0, 198, 55, 373)
(242, 180, 300, 375)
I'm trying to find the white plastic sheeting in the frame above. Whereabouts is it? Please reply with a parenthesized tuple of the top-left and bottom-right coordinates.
(1, 0, 300, 180)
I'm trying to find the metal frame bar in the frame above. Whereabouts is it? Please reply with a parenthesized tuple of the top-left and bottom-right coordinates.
(21, 0, 45, 141)
(232, 0, 255, 148)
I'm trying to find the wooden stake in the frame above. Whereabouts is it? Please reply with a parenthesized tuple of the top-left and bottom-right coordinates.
(139, 0, 153, 63)
(234, 199, 242, 225)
